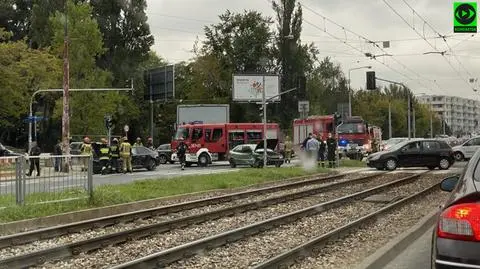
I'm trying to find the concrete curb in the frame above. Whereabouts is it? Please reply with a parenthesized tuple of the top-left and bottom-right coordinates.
(0, 170, 348, 235)
(355, 209, 439, 269)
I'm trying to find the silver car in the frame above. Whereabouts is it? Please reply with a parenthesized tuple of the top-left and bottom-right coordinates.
(451, 136, 480, 161)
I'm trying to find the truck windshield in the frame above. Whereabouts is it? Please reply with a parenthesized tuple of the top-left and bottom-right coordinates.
(175, 127, 190, 140)
(337, 123, 365, 134)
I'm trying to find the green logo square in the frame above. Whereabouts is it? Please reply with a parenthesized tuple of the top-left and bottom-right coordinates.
(454, 2, 477, 33)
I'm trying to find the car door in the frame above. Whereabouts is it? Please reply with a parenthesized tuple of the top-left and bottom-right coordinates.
(131, 147, 144, 168)
(397, 141, 421, 167)
(421, 141, 440, 166)
(464, 137, 480, 159)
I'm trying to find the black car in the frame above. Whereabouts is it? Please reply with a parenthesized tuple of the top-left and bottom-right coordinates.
(92, 144, 160, 174)
(366, 139, 454, 171)
(431, 150, 480, 268)
(157, 143, 175, 164)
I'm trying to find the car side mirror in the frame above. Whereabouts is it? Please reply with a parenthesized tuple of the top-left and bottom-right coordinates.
(440, 175, 459, 192)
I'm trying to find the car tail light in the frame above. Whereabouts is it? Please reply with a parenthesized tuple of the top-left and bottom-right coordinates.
(437, 203, 480, 241)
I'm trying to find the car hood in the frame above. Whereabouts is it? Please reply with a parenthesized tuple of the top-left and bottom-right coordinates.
(368, 151, 385, 159)
(452, 145, 462, 151)
(255, 139, 279, 151)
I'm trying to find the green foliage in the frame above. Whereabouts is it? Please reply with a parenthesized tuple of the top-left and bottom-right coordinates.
(0, 28, 61, 136)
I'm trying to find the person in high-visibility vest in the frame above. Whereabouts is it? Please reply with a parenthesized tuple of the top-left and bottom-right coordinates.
(80, 137, 93, 172)
(110, 138, 120, 173)
(133, 137, 143, 147)
(119, 136, 133, 173)
(284, 136, 293, 164)
(99, 138, 110, 174)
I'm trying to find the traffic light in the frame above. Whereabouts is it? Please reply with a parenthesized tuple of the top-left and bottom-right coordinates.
(366, 71, 376, 90)
(104, 116, 115, 130)
(333, 112, 342, 126)
(297, 75, 306, 99)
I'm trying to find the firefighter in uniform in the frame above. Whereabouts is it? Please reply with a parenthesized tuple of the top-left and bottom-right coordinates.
(318, 136, 327, 167)
(146, 137, 154, 150)
(284, 136, 293, 164)
(326, 133, 337, 168)
(80, 137, 93, 172)
(133, 137, 143, 147)
(371, 138, 379, 153)
(176, 137, 187, 170)
(110, 138, 120, 173)
(120, 137, 132, 173)
(99, 138, 110, 174)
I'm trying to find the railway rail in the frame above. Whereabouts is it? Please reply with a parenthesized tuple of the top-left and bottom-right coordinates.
(107, 171, 433, 269)
(0, 170, 395, 268)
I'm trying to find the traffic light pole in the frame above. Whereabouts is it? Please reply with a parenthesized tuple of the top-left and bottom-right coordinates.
(374, 77, 411, 139)
(28, 86, 133, 152)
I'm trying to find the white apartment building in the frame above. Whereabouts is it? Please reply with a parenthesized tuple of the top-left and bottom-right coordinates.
(417, 95, 480, 135)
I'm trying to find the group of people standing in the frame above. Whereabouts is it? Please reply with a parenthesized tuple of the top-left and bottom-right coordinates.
(302, 132, 337, 168)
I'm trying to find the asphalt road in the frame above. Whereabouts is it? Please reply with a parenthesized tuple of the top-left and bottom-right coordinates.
(384, 227, 433, 269)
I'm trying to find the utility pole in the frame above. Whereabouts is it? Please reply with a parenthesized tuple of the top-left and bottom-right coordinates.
(407, 94, 411, 139)
(412, 107, 416, 138)
(62, 0, 70, 172)
(262, 75, 267, 168)
(388, 102, 392, 139)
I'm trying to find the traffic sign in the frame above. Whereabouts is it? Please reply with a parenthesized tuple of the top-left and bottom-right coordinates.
(124, 125, 129, 132)
(454, 2, 477, 33)
(298, 100, 310, 113)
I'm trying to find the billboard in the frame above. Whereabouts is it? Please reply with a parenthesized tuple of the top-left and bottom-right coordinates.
(177, 104, 230, 125)
(144, 65, 175, 101)
(232, 74, 280, 102)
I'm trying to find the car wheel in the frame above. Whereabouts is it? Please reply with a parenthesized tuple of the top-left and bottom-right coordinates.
(439, 158, 450, 170)
(147, 159, 156, 171)
(427, 166, 436, 170)
(229, 159, 236, 168)
(385, 158, 397, 171)
(453, 151, 464, 161)
(198, 153, 209, 167)
(158, 155, 168, 164)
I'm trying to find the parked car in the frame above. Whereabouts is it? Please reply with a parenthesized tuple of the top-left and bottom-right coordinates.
(451, 136, 480, 161)
(380, 137, 409, 151)
(0, 143, 22, 157)
(157, 143, 175, 164)
(431, 149, 480, 269)
(92, 144, 160, 174)
(228, 139, 284, 168)
(366, 138, 454, 171)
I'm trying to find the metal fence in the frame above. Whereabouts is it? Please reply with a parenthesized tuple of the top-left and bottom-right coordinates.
(0, 155, 93, 208)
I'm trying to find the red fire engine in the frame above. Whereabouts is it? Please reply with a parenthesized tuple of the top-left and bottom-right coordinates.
(292, 115, 335, 147)
(171, 122, 280, 167)
(293, 115, 382, 159)
(336, 116, 382, 159)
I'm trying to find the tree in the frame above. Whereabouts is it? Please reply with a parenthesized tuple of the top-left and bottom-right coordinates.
(50, 0, 138, 136)
(201, 10, 275, 122)
(0, 27, 61, 146)
(90, 0, 154, 87)
(272, 0, 318, 128)
(0, 0, 33, 42)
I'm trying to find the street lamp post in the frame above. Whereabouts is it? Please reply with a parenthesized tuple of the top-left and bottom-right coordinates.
(348, 66, 371, 117)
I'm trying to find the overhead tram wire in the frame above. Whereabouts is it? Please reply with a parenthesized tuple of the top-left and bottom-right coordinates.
(384, 0, 475, 91)
(400, 0, 476, 83)
(299, 1, 437, 93)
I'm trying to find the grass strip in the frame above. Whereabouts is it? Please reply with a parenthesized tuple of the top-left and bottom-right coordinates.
(0, 166, 329, 223)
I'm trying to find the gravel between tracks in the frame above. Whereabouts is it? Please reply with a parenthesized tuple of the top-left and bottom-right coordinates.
(0, 172, 372, 259)
(289, 189, 449, 269)
(35, 172, 406, 268)
(163, 174, 445, 269)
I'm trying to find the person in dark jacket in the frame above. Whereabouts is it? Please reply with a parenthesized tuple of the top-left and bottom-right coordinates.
(326, 133, 337, 168)
(27, 141, 41, 176)
(301, 133, 313, 150)
(318, 136, 327, 167)
(176, 137, 187, 170)
(110, 138, 120, 173)
(54, 140, 62, 172)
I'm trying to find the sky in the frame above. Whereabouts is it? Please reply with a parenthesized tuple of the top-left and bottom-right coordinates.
(145, 0, 480, 99)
